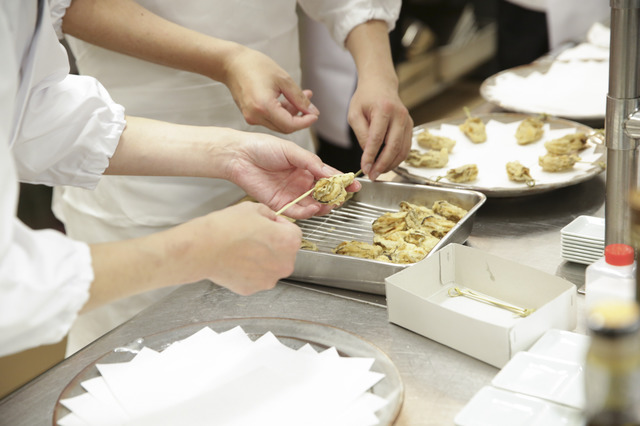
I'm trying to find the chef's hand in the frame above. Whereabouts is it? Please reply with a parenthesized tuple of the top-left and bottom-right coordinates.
(223, 47, 320, 134)
(348, 77, 413, 182)
(345, 20, 413, 182)
(226, 134, 361, 219)
(186, 202, 302, 295)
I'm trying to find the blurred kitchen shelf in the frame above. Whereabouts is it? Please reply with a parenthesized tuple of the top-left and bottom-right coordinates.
(397, 22, 496, 110)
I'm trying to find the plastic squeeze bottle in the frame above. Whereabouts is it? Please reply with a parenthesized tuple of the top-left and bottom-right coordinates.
(585, 244, 636, 313)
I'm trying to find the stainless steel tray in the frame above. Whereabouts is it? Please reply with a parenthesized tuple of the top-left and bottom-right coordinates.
(288, 179, 486, 295)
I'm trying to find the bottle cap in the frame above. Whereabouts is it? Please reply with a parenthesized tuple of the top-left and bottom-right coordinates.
(604, 244, 634, 266)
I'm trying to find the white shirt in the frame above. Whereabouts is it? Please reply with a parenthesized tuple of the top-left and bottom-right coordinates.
(53, 0, 400, 234)
(0, 1, 126, 356)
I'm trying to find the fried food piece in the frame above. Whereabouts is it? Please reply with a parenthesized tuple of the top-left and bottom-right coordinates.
(515, 117, 545, 145)
(333, 241, 383, 260)
(538, 153, 581, 172)
(301, 239, 318, 251)
(399, 201, 436, 229)
(432, 200, 468, 222)
(459, 117, 487, 143)
(419, 215, 456, 238)
(405, 148, 449, 168)
(389, 245, 431, 264)
(372, 211, 408, 235)
(416, 129, 456, 153)
(506, 161, 535, 186)
(544, 132, 589, 155)
(445, 164, 478, 183)
(312, 172, 355, 206)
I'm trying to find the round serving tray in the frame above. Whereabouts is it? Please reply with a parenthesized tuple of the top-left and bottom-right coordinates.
(53, 317, 404, 425)
(395, 113, 605, 198)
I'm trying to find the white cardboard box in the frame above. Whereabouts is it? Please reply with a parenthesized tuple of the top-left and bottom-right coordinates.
(385, 244, 577, 368)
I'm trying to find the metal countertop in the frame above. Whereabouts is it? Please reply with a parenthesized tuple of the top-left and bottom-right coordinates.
(0, 174, 604, 426)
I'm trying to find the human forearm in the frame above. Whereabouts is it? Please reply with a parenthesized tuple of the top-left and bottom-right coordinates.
(62, 0, 239, 83)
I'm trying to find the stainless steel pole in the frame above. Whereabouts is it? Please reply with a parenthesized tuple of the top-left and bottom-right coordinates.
(605, 0, 640, 246)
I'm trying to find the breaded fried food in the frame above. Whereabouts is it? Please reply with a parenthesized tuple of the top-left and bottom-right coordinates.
(301, 239, 318, 251)
(506, 161, 535, 186)
(372, 211, 408, 235)
(515, 117, 545, 145)
(432, 200, 468, 222)
(332, 241, 383, 260)
(538, 153, 581, 172)
(445, 164, 478, 183)
(416, 129, 456, 153)
(459, 117, 487, 143)
(312, 172, 355, 206)
(544, 132, 589, 155)
(389, 245, 431, 264)
(405, 148, 449, 168)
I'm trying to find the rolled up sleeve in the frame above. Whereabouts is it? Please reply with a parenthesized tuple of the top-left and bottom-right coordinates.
(299, 0, 401, 47)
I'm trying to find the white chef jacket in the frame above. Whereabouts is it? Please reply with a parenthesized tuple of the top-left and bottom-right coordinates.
(0, 1, 126, 356)
(53, 0, 400, 237)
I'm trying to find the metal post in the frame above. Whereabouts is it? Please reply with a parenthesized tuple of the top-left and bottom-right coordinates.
(605, 0, 640, 246)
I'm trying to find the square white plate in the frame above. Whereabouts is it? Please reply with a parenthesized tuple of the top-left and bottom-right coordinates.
(454, 386, 584, 426)
(561, 216, 605, 242)
(528, 329, 590, 365)
(491, 352, 585, 409)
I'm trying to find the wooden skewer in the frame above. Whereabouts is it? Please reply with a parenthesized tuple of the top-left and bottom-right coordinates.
(275, 169, 363, 217)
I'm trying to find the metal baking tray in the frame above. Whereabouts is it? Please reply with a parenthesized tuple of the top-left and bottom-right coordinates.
(288, 178, 486, 295)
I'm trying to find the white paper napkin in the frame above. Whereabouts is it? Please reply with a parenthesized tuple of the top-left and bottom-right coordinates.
(58, 326, 387, 426)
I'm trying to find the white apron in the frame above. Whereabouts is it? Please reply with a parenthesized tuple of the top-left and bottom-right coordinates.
(54, 0, 314, 237)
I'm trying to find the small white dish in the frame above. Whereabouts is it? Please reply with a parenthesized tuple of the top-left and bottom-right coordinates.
(454, 386, 584, 426)
(561, 235, 604, 249)
(561, 245, 604, 257)
(528, 330, 591, 365)
(561, 216, 605, 242)
(491, 352, 585, 409)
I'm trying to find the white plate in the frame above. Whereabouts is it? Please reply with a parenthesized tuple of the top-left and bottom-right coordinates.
(562, 255, 598, 265)
(395, 113, 605, 198)
(561, 245, 604, 257)
(491, 352, 585, 409)
(454, 386, 584, 426)
(561, 235, 604, 249)
(480, 60, 607, 121)
(528, 330, 591, 365)
(561, 216, 605, 241)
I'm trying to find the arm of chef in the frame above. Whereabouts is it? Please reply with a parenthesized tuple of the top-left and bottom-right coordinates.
(298, 0, 412, 181)
(56, 0, 319, 134)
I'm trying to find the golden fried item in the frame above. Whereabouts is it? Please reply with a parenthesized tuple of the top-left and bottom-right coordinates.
(312, 172, 355, 206)
(538, 153, 581, 172)
(459, 117, 487, 143)
(544, 132, 589, 155)
(444, 164, 478, 183)
(332, 241, 383, 260)
(301, 239, 318, 251)
(399, 201, 435, 229)
(506, 161, 535, 187)
(416, 129, 456, 153)
(515, 117, 545, 145)
(372, 211, 408, 235)
(405, 148, 449, 168)
(389, 245, 431, 264)
(432, 200, 468, 222)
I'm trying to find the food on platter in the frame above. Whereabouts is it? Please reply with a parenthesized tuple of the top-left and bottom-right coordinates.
(538, 153, 581, 172)
(515, 116, 545, 145)
(405, 148, 449, 168)
(506, 161, 535, 186)
(444, 164, 478, 183)
(416, 129, 456, 152)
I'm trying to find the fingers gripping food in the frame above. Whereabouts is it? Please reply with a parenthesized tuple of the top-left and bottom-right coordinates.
(312, 172, 356, 206)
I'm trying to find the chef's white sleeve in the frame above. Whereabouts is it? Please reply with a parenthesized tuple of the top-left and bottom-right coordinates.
(298, 0, 401, 48)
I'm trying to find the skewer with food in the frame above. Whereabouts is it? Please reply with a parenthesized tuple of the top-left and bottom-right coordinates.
(506, 161, 535, 187)
(438, 164, 479, 183)
(416, 129, 456, 152)
(459, 107, 486, 143)
(405, 148, 449, 168)
(515, 115, 546, 145)
(543, 132, 589, 154)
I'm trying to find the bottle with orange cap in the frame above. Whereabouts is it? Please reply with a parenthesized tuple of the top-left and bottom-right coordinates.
(585, 244, 636, 314)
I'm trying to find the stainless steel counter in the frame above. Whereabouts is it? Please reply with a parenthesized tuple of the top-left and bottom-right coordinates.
(0, 174, 604, 426)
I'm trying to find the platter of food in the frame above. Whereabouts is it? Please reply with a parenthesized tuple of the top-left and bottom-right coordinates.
(290, 178, 485, 294)
(395, 113, 606, 197)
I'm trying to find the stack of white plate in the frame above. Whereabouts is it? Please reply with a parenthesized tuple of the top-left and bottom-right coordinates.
(560, 215, 605, 265)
